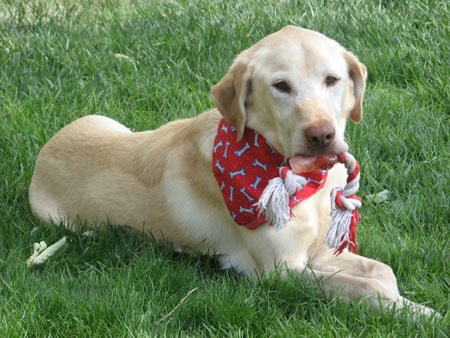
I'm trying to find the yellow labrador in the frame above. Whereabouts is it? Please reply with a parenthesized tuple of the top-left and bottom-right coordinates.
(29, 26, 435, 317)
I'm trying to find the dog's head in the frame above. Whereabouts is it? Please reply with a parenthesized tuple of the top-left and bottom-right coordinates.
(212, 25, 367, 160)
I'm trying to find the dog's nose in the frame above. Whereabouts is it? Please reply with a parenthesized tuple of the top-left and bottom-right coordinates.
(305, 123, 335, 149)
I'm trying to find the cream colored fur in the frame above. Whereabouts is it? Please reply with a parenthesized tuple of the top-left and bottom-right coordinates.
(29, 26, 436, 317)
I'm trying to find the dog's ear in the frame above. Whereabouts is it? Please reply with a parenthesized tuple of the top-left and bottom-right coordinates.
(344, 51, 367, 123)
(211, 58, 253, 141)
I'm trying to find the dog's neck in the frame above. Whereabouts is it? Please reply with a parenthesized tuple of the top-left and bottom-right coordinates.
(212, 118, 328, 229)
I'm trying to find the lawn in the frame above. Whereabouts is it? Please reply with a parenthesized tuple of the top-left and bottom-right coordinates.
(0, 0, 448, 336)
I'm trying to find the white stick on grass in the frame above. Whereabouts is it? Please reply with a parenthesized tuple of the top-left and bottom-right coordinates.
(27, 237, 68, 267)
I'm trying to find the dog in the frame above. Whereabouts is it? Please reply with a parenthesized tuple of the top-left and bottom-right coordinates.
(29, 26, 436, 317)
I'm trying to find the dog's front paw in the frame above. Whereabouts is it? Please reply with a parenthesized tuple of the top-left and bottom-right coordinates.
(398, 296, 441, 320)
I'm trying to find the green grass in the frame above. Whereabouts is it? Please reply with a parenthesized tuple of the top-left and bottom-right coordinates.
(1, 0, 449, 336)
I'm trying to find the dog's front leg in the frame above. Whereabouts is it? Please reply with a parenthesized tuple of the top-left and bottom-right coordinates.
(305, 248, 438, 318)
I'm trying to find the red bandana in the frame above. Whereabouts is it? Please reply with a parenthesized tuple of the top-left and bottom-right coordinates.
(212, 119, 328, 229)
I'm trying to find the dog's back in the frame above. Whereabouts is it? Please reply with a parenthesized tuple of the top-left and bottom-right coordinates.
(29, 111, 224, 231)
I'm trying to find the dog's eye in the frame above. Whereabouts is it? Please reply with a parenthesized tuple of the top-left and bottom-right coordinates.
(325, 75, 339, 86)
(272, 80, 291, 93)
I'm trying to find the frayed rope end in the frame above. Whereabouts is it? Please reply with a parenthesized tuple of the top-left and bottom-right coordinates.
(326, 193, 359, 255)
(256, 177, 291, 229)
(325, 153, 362, 255)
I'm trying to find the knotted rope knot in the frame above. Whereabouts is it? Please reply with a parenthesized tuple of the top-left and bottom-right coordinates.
(279, 166, 309, 196)
(326, 152, 362, 255)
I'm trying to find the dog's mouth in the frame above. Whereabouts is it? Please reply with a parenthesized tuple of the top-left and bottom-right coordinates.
(288, 154, 339, 173)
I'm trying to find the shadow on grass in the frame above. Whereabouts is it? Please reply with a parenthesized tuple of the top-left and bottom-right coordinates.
(24, 221, 448, 336)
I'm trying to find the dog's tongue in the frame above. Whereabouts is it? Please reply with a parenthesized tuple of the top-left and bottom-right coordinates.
(289, 154, 338, 173)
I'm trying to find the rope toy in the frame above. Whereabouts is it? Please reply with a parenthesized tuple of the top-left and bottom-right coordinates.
(258, 152, 362, 255)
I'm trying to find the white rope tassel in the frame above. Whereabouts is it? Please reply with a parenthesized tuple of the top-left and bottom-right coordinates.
(257, 177, 290, 229)
(257, 167, 307, 229)
(325, 152, 361, 254)
(327, 189, 353, 248)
